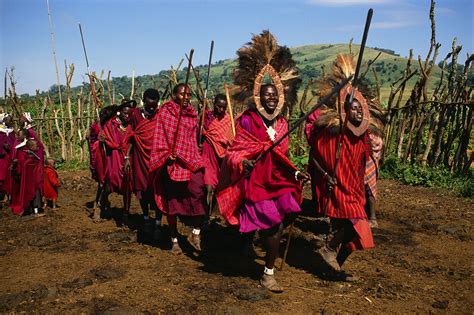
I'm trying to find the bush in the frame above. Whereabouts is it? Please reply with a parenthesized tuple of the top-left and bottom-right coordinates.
(380, 156, 473, 198)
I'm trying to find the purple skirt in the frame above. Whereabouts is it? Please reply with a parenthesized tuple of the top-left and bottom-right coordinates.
(239, 192, 301, 233)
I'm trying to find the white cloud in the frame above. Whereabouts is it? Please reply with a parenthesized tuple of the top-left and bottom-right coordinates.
(307, 0, 393, 6)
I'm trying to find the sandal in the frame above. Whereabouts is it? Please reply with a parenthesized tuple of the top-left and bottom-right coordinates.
(260, 274, 284, 293)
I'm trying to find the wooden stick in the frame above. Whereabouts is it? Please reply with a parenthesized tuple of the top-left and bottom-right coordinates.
(224, 83, 235, 136)
(280, 222, 294, 271)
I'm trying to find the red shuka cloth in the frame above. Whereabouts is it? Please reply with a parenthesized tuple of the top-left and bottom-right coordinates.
(44, 165, 59, 200)
(202, 111, 234, 187)
(308, 125, 370, 220)
(149, 100, 203, 212)
(0, 131, 16, 190)
(149, 100, 203, 181)
(100, 117, 130, 193)
(88, 122, 100, 180)
(10, 147, 43, 215)
(126, 108, 157, 194)
(216, 109, 302, 226)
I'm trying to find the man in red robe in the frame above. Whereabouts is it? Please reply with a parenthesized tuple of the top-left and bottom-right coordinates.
(216, 84, 308, 292)
(89, 106, 118, 221)
(306, 89, 374, 282)
(44, 157, 60, 209)
(10, 130, 44, 216)
(99, 103, 133, 221)
(0, 115, 15, 204)
(201, 94, 234, 212)
(124, 88, 162, 238)
(150, 83, 206, 254)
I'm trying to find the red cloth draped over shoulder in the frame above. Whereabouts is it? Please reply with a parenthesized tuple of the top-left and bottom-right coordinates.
(100, 118, 130, 193)
(125, 108, 157, 193)
(203, 112, 234, 158)
(309, 126, 370, 219)
(150, 100, 203, 212)
(216, 109, 301, 225)
(149, 100, 202, 180)
(0, 131, 16, 186)
(10, 148, 43, 215)
(44, 165, 59, 200)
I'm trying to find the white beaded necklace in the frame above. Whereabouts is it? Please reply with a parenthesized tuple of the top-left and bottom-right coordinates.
(260, 115, 276, 141)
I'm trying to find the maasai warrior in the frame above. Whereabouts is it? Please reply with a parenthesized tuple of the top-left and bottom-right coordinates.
(124, 88, 162, 238)
(98, 102, 134, 221)
(88, 106, 117, 221)
(201, 93, 234, 210)
(216, 31, 307, 292)
(44, 157, 60, 209)
(10, 129, 44, 216)
(150, 83, 206, 254)
(0, 115, 16, 204)
(305, 54, 385, 281)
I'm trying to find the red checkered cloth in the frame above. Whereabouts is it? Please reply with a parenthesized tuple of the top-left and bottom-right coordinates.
(149, 100, 203, 181)
(203, 113, 234, 158)
(365, 133, 383, 199)
(216, 120, 300, 226)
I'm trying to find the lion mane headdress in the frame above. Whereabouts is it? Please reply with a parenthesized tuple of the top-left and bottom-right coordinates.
(233, 30, 301, 120)
(314, 54, 385, 137)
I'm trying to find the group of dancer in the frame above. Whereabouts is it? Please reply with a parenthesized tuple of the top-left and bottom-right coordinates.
(85, 31, 385, 292)
(6, 31, 385, 293)
(0, 111, 60, 217)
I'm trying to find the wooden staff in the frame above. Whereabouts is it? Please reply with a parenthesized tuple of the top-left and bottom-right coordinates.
(198, 40, 215, 144)
(78, 23, 102, 109)
(171, 49, 194, 154)
(224, 83, 235, 136)
(280, 222, 294, 270)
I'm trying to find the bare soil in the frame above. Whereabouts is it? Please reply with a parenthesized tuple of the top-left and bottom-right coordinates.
(0, 170, 472, 314)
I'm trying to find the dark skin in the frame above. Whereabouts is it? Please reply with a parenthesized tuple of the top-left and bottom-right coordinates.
(213, 98, 227, 119)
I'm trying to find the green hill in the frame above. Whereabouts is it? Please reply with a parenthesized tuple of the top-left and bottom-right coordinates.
(126, 43, 443, 108)
(11, 43, 451, 109)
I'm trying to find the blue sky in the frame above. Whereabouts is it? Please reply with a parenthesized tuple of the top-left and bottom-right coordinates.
(1, 0, 472, 95)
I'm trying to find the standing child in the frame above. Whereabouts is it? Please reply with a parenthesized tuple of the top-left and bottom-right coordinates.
(44, 158, 60, 209)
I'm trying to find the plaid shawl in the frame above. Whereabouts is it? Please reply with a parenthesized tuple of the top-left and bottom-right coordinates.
(150, 100, 202, 181)
(126, 109, 156, 164)
(203, 113, 234, 158)
(365, 134, 382, 199)
(216, 119, 300, 225)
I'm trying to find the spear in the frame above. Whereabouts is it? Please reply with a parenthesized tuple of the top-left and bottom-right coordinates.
(171, 49, 194, 154)
(198, 40, 215, 144)
(78, 23, 102, 109)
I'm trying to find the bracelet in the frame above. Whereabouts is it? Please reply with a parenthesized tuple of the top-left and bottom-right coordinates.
(124, 156, 130, 160)
(323, 172, 328, 179)
(294, 170, 300, 181)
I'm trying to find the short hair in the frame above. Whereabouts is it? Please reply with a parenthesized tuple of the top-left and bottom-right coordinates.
(214, 94, 227, 104)
(172, 83, 189, 95)
(143, 88, 160, 101)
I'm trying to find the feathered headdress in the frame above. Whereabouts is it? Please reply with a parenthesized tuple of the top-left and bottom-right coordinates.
(233, 30, 301, 120)
(314, 54, 385, 137)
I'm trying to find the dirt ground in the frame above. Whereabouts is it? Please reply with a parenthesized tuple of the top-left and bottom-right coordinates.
(0, 169, 472, 314)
